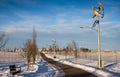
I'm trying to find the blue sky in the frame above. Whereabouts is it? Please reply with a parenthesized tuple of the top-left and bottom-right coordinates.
(0, 0, 120, 50)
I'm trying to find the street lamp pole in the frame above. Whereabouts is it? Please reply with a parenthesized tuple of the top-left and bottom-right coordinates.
(97, 17, 102, 68)
(52, 38, 56, 58)
(80, 2, 104, 68)
(80, 20, 102, 68)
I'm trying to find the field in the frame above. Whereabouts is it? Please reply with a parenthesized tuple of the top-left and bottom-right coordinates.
(53, 50, 120, 63)
(0, 50, 120, 66)
(0, 51, 24, 67)
(0, 50, 120, 77)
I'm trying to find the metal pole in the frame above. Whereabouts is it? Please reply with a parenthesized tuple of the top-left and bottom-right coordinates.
(98, 17, 102, 68)
(115, 51, 117, 63)
(52, 39, 56, 58)
(54, 41, 55, 56)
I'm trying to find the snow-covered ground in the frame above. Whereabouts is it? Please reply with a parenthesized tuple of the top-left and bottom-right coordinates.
(0, 52, 62, 77)
(0, 51, 120, 77)
(45, 52, 120, 77)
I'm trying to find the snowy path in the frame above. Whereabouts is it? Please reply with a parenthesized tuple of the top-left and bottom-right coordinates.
(41, 53, 96, 77)
(45, 53, 120, 77)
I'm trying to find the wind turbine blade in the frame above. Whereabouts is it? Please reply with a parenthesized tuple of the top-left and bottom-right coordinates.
(92, 6, 101, 17)
(94, 10, 101, 16)
(93, 15, 96, 18)
(92, 6, 95, 12)
(98, 2, 104, 9)
(91, 20, 97, 28)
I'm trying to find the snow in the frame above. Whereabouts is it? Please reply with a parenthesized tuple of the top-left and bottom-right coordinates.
(0, 52, 62, 77)
(19, 62, 56, 77)
(45, 52, 120, 77)
(0, 51, 120, 77)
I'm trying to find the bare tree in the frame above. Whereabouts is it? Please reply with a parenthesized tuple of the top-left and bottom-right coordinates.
(23, 39, 38, 70)
(0, 32, 8, 49)
(48, 45, 52, 52)
(65, 41, 78, 59)
(65, 46, 69, 59)
(23, 39, 33, 70)
(22, 26, 38, 70)
(67, 43, 73, 52)
(32, 26, 38, 64)
(32, 40, 38, 64)
(72, 40, 78, 58)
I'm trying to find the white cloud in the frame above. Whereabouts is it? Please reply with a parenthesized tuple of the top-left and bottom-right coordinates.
(1, 9, 92, 35)
(100, 21, 120, 38)
(1, 8, 119, 42)
(1, 0, 119, 49)
(2, 28, 31, 34)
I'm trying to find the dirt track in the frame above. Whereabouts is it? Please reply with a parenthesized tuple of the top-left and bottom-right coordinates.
(41, 53, 97, 77)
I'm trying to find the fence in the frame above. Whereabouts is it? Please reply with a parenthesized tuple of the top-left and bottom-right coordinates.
(0, 51, 24, 66)
(46, 50, 120, 63)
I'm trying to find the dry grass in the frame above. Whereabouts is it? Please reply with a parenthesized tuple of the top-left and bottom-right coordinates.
(0, 51, 24, 63)
(54, 50, 120, 63)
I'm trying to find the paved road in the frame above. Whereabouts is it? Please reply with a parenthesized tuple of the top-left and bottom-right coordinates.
(41, 53, 97, 77)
